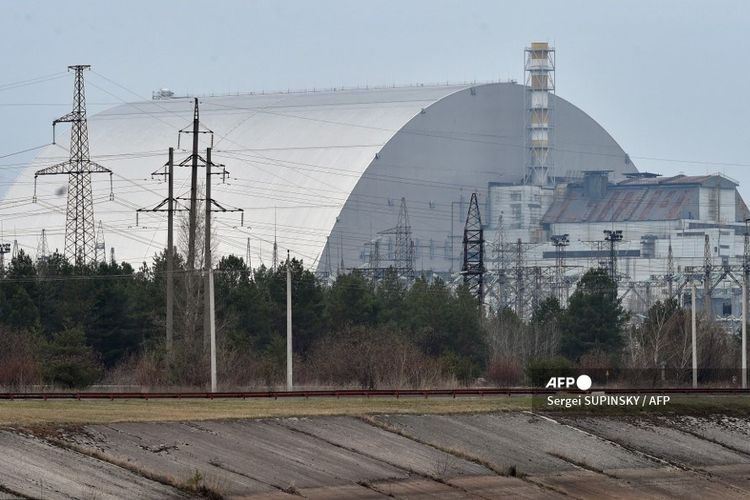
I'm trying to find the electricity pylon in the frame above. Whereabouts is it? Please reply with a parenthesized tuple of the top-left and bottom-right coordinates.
(33, 65, 112, 265)
(94, 220, 106, 264)
(378, 197, 415, 280)
(37, 229, 49, 263)
(462, 192, 484, 304)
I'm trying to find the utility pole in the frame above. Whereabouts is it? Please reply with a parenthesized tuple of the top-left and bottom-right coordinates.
(187, 98, 200, 272)
(209, 262, 217, 393)
(206, 147, 216, 392)
(200, 147, 242, 382)
(137, 148, 180, 357)
(743, 219, 749, 388)
(286, 249, 293, 390)
(691, 281, 698, 388)
(33, 65, 113, 265)
(703, 234, 712, 316)
(166, 149, 174, 356)
(204, 147, 213, 349)
(200, 147, 243, 349)
(743, 273, 747, 389)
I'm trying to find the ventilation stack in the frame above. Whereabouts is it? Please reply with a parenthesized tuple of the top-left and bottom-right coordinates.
(524, 42, 555, 186)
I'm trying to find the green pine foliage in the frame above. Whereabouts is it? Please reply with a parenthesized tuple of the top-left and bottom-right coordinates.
(41, 327, 103, 388)
(559, 268, 627, 361)
(0, 249, 633, 388)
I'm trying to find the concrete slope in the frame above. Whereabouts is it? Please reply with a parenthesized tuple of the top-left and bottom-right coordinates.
(0, 430, 186, 500)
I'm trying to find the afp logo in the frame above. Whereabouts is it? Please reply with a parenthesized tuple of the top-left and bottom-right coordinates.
(545, 374, 592, 390)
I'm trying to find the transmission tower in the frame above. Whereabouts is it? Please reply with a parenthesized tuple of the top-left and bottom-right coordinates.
(603, 229, 623, 283)
(666, 237, 674, 298)
(251, 236, 253, 274)
(378, 197, 415, 280)
(338, 235, 345, 274)
(37, 229, 49, 263)
(176, 98, 214, 271)
(530, 266, 543, 312)
(486, 214, 510, 311)
(367, 238, 382, 281)
(33, 65, 112, 265)
(273, 210, 278, 271)
(551, 234, 569, 304)
(11, 239, 18, 260)
(461, 192, 484, 303)
(316, 236, 333, 283)
(514, 239, 525, 318)
(0, 242, 10, 276)
(94, 221, 106, 264)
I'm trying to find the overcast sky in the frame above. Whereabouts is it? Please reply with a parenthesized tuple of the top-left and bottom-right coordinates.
(2, 0, 750, 199)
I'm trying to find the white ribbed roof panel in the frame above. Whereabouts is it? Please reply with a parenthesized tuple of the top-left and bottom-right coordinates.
(2, 82, 636, 271)
(3, 85, 471, 265)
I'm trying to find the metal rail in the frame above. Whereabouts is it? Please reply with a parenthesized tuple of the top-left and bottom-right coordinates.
(1, 387, 749, 400)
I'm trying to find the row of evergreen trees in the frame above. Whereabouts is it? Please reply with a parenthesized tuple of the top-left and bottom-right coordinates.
(0, 249, 630, 387)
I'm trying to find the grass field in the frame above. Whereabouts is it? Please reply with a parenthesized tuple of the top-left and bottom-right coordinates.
(2, 394, 749, 426)
(0, 396, 532, 425)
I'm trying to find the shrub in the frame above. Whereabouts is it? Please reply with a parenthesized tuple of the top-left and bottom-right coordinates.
(524, 356, 576, 387)
(486, 356, 523, 386)
(0, 328, 41, 389)
(42, 327, 103, 388)
(304, 326, 446, 389)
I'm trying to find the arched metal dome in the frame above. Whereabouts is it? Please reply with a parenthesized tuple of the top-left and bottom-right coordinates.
(1, 82, 635, 270)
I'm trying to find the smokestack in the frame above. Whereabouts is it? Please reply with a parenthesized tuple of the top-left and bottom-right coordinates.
(524, 41, 555, 186)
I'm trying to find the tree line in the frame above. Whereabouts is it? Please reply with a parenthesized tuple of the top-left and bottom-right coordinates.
(0, 250, 738, 389)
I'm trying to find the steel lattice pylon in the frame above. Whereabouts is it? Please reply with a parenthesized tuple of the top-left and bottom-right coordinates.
(378, 197, 415, 280)
(34, 65, 112, 265)
(462, 192, 484, 303)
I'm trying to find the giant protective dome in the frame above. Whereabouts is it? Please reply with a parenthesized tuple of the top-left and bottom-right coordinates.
(2, 82, 636, 271)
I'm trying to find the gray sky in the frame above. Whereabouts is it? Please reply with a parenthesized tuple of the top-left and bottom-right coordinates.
(2, 0, 750, 199)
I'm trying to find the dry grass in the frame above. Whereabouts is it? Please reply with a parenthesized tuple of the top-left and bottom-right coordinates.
(0, 396, 532, 426)
(3, 394, 745, 426)
(538, 395, 750, 417)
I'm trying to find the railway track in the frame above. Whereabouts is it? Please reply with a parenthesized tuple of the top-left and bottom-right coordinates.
(1, 387, 749, 400)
